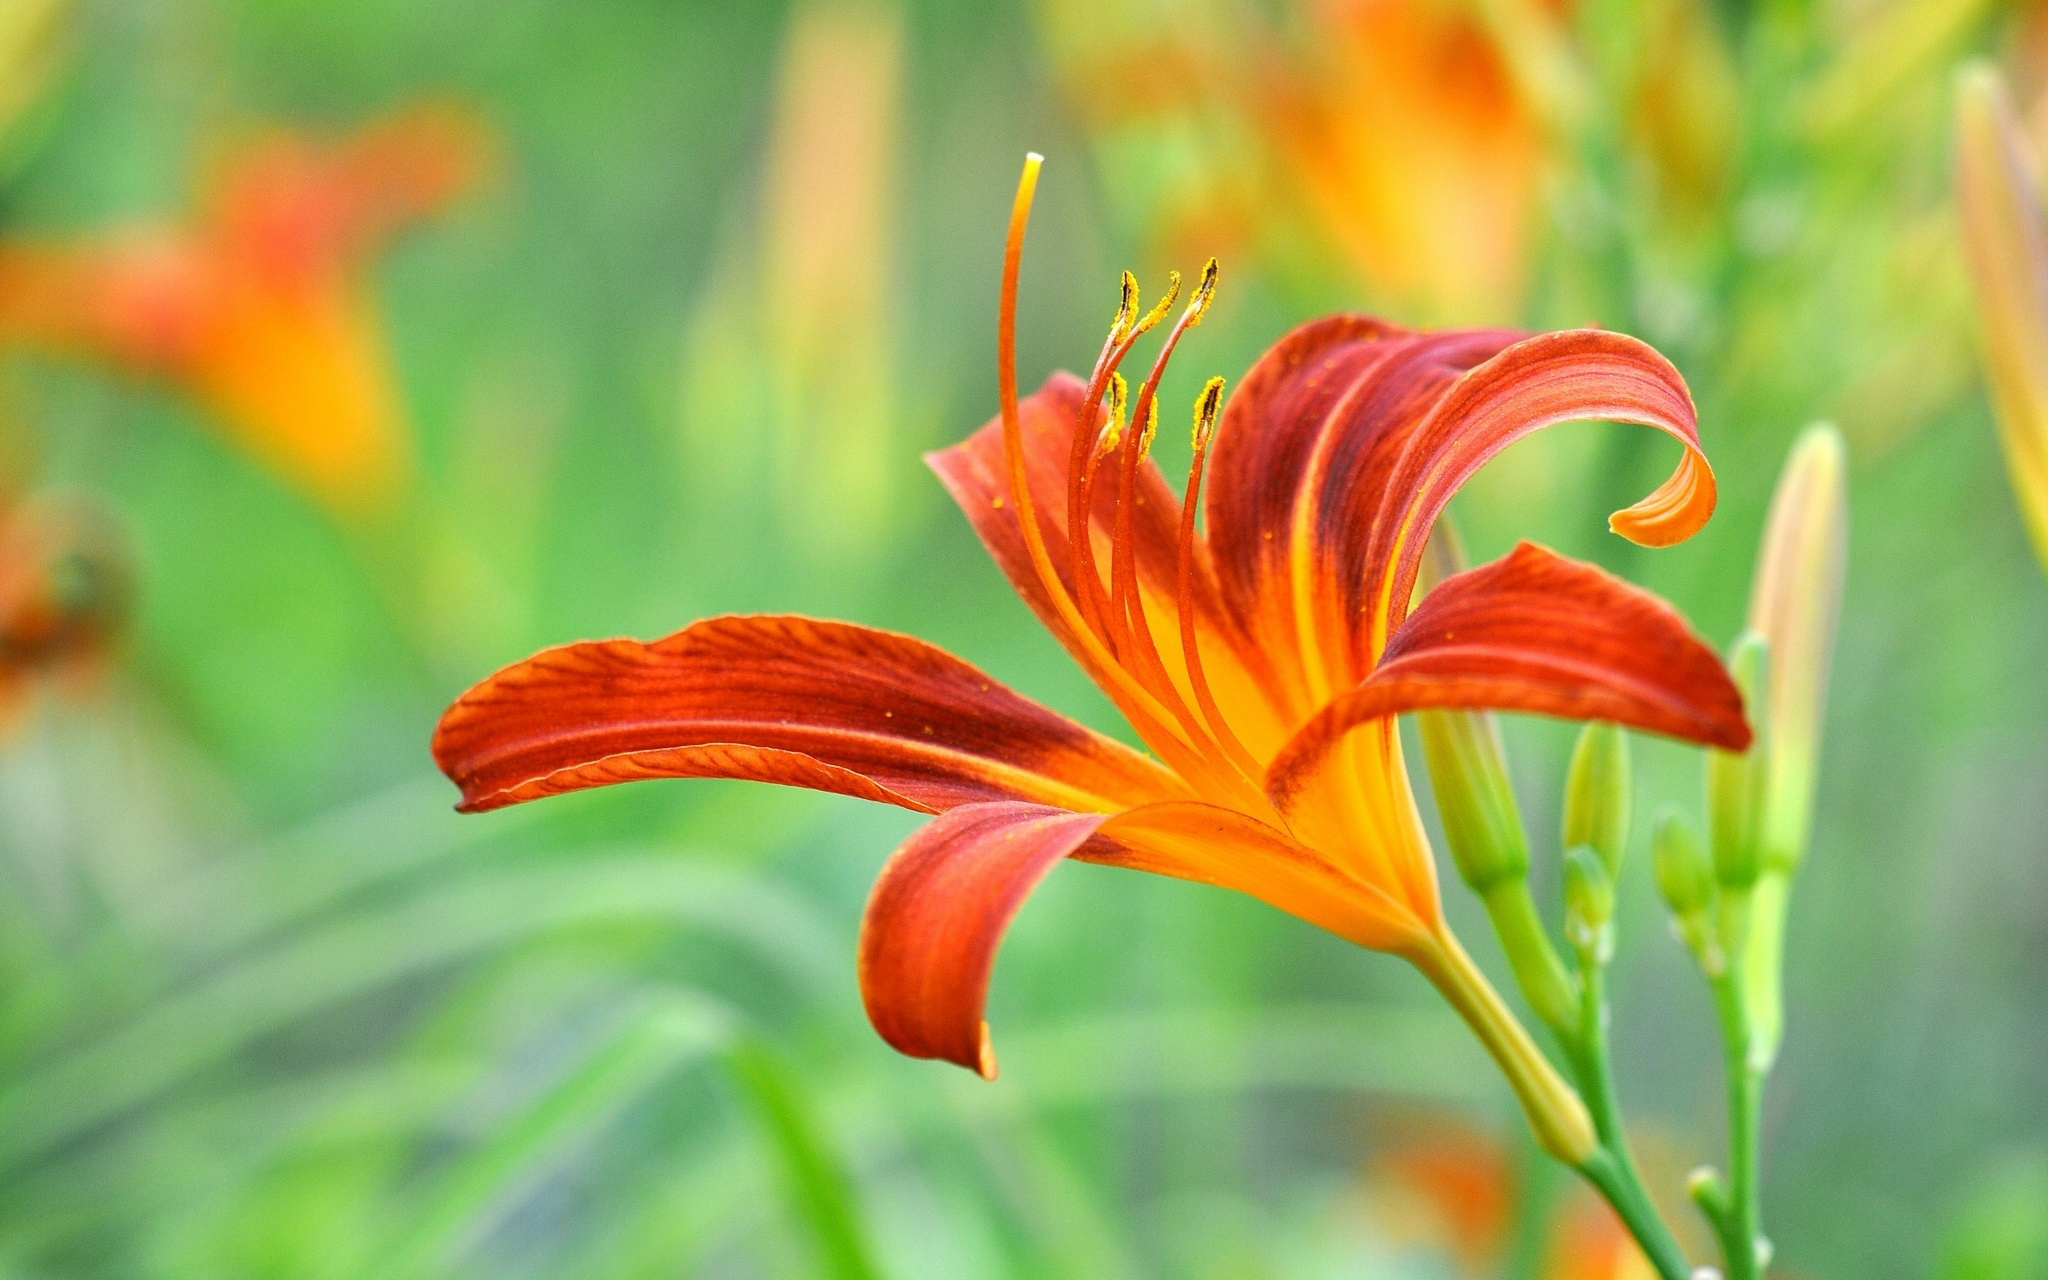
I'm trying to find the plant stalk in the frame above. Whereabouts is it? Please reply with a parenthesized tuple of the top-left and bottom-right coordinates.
(1709, 969, 1768, 1280)
(1566, 959, 1695, 1280)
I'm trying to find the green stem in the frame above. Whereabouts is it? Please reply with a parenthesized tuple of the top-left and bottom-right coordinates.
(1410, 931, 1597, 1168)
(1481, 881, 1580, 1038)
(1566, 960, 1694, 1280)
(1709, 970, 1768, 1280)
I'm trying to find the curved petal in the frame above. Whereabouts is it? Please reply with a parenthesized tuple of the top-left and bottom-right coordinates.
(1201, 316, 1522, 703)
(1267, 542, 1750, 804)
(1360, 329, 1711, 652)
(858, 802, 1105, 1076)
(856, 798, 1432, 1077)
(432, 614, 1184, 815)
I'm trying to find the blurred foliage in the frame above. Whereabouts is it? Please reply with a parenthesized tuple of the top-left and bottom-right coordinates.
(0, 0, 2036, 1277)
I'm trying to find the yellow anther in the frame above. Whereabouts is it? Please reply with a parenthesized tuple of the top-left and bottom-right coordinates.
(1135, 271, 1181, 336)
(1138, 395, 1160, 459)
(1191, 376, 1226, 449)
(1110, 270, 1139, 341)
(1185, 257, 1220, 327)
(1098, 372, 1129, 456)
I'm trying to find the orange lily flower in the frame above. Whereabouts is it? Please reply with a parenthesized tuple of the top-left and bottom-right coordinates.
(1257, 0, 1555, 322)
(0, 104, 486, 513)
(432, 159, 1745, 1159)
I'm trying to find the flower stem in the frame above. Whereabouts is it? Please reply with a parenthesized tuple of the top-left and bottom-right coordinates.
(1411, 930, 1597, 1168)
(1706, 967, 1768, 1280)
(1565, 959, 1695, 1280)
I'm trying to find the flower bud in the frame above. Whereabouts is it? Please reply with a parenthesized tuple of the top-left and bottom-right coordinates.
(1746, 424, 1846, 876)
(1562, 845, 1615, 964)
(1653, 809, 1721, 974)
(1707, 632, 1769, 889)
(1652, 809, 1714, 918)
(1956, 63, 2048, 574)
(1416, 520, 1531, 896)
(1418, 710, 1530, 894)
(1739, 425, 1847, 1068)
(1562, 722, 1631, 880)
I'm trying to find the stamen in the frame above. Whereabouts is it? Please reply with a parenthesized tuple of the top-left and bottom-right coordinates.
(1065, 274, 1168, 646)
(1094, 259, 1249, 781)
(1113, 255, 1220, 617)
(1176, 377, 1261, 779)
(1110, 270, 1138, 342)
(990, 154, 1206, 769)
(1104, 371, 1128, 450)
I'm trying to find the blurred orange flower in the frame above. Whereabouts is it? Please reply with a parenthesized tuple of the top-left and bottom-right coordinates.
(1371, 1118, 1656, 1280)
(1257, 0, 1556, 322)
(0, 103, 488, 514)
(1038, 0, 1568, 322)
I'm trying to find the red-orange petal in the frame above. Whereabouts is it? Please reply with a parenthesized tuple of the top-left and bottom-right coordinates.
(432, 614, 1183, 816)
(1200, 316, 1521, 697)
(858, 801, 1107, 1076)
(1266, 542, 1749, 804)
(857, 796, 1431, 1078)
(1361, 329, 1711, 645)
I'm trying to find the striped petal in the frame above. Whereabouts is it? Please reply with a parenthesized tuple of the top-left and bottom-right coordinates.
(1358, 329, 1712, 652)
(432, 615, 1184, 816)
(858, 802, 1106, 1076)
(1202, 316, 1519, 703)
(1267, 542, 1748, 805)
(857, 798, 1429, 1076)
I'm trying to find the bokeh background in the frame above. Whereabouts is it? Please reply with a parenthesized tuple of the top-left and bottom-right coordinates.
(0, 0, 2043, 1277)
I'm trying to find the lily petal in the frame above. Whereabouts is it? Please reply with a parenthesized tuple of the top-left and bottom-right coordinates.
(1362, 329, 1711, 650)
(1203, 317, 1520, 702)
(1266, 542, 1749, 805)
(432, 614, 1184, 815)
(858, 801, 1106, 1076)
(857, 797, 1430, 1076)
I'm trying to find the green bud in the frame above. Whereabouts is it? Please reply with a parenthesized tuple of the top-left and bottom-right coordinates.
(1652, 809, 1715, 917)
(1418, 709, 1530, 894)
(1688, 1165, 1731, 1220)
(1562, 722, 1631, 879)
(1653, 810, 1722, 974)
(1707, 632, 1770, 889)
(1562, 845, 1615, 964)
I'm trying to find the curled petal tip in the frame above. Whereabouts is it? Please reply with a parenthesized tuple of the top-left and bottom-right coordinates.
(1607, 447, 1717, 548)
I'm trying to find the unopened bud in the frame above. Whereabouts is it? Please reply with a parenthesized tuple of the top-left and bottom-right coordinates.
(1419, 710, 1530, 894)
(1707, 633, 1770, 889)
(1688, 1165, 1730, 1219)
(1562, 722, 1631, 879)
(1562, 845, 1615, 963)
(1654, 809, 1722, 973)
(1653, 809, 1715, 919)
(1748, 424, 1846, 875)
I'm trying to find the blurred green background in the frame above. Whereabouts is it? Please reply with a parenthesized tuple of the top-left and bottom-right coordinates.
(0, 0, 2044, 1277)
